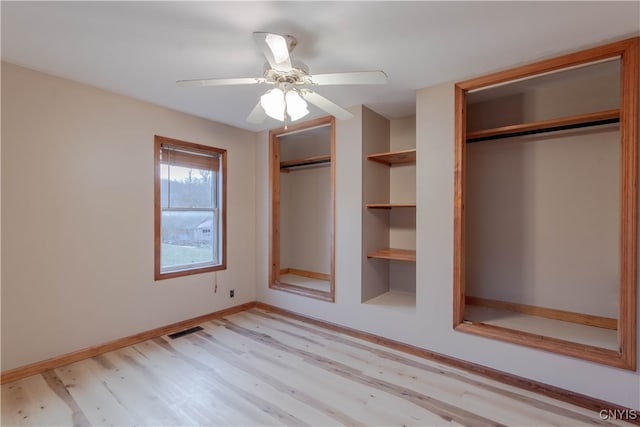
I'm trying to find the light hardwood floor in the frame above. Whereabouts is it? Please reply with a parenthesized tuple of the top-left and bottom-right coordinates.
(1, 308, 634, 426)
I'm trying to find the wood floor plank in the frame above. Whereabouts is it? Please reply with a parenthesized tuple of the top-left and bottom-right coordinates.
(137, 338, 291, 426)
(151, 337, 308, 426)
(235, 312, 537, 423)
(187, 322, 378, 425)
(190, 321, 440, 426)
(2, 308, 635, 427)
(217, 315, 509, 427)
(247, 308, 623, 426)
(86, 349, 186, 425)
(41, 370, 91, 426)
(148, 338, 288, 426)
(1, 373, 74, 426)
(161, 333, 341, 426)
(212, 315, 442, 426)
(54, 360, 139, 426)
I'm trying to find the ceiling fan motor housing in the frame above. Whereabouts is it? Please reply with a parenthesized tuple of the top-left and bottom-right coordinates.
(263, 61, 310, 85)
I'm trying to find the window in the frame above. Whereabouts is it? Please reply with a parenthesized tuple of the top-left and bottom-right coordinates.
(154, 135, 226, 280)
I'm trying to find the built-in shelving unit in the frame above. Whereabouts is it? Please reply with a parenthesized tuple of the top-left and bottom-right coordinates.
(361, 112, 417, 307)
(367, 248, 416, 262)
(367, 149, 416, 165)
(365, 147, 417, 264)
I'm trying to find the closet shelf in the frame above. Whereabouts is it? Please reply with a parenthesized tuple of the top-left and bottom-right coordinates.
(367, 248, 416, 262)
(366, 203, 416, 209)
(280, 154, 331, 169)
(466, 109, 620, 143)
(367, 149, 416, 165)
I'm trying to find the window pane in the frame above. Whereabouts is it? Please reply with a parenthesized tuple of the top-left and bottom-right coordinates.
(166, 165, 214, 208)
(160, 164, 169, 208)
(161, 210, 216, 271)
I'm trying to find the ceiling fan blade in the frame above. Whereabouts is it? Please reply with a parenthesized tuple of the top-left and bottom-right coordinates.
(308, 71, 388, 86)
(300, 90, 354, 120)
(177, 77, 264, 88)
(253, 32, 292, 72)
(246, 101, 267, 124)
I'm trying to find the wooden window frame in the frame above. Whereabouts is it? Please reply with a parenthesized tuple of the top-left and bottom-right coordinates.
(453, 37, 638, 369)
(269, 116, 336, 302)
(154, 135, 227, 280)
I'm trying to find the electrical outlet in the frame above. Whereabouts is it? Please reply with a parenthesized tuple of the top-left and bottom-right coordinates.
(230, 289, 235, 298)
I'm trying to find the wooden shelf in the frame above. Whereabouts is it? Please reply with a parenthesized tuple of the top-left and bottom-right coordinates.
(367, 149, 416, 165)
(367, 248, 416, 262)
(466, 109, 620, 143)
(280, 154, 331, 169)
(366, 203, 416, 209)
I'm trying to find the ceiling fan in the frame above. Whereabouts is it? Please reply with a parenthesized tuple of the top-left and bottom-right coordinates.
(177, 32, 388, 126)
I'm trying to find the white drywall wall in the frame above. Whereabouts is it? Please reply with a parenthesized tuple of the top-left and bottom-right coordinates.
(280, 167, 332, 274)
(1, 62, 258, 371)
(466, 129, 620, 316)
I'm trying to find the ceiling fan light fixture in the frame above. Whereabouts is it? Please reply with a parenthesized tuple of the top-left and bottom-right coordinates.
(260, 87, 309, 122)
(285, 90, 309, 121)
(260, 88, 286, 121)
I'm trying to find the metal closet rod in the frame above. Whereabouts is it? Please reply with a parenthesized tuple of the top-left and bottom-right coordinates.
(467, 117, 620, 143)
(280, 158, 331, 169)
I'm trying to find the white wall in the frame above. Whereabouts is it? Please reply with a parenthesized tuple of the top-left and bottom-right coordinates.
(255, 90, 640, 408)
(1, 63, 258, 371)
(466, 130, 620, 316)
(361, 107, 391, 301)
(279, 129, 331, 160)
(280, 167, 331, 274)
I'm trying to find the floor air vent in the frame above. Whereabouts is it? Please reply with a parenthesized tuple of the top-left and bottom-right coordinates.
(168, 326, 204, 339)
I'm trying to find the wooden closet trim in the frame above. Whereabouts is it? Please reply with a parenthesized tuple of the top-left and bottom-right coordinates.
(268, 116, 336, 302)
(456, 38, 636, 91)
(453, 37, 638, 370)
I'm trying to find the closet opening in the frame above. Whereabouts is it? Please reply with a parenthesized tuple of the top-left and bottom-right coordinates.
(453, 37, 638, 369)
(269, 116, 336, 302)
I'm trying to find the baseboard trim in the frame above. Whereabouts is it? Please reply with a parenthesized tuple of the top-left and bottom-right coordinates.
(254, 302, 639, 423)
(0, 301, 256, 384)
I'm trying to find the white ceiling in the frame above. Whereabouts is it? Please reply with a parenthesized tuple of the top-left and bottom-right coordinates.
(2, 1, 639, 132)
